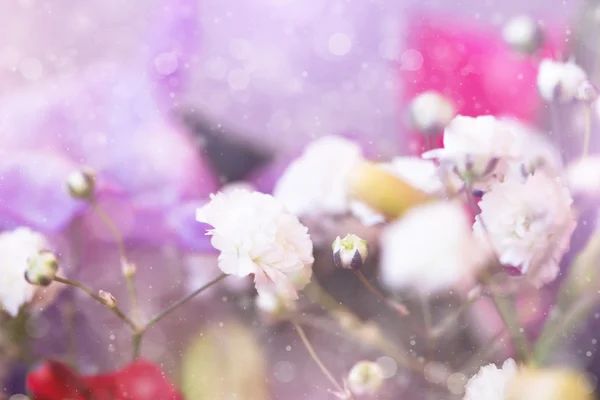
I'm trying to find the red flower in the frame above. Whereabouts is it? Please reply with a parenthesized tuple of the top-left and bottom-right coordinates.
(26, 359, 183, 400)
(399, 11, 565, 154)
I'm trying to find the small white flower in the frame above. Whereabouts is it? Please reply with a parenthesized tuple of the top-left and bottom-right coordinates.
(567, 156, 600, 196)
(347, 360, 385, 396)
(380, 201, 490, 294)
(0, 228, 51, 316)
(537, 59, 588, 103)
(197, 189, 314, 300)
(504, 119, 563, 180)
(502, 15, 544, 54)
(463, 359, 517, 400)
(422, 115, 519, 185)
(474, 173, 576, 287)
(409, 91, 456, 134)
(274, 136, 363, 217)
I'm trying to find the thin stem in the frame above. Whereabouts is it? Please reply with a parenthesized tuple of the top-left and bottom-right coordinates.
(354, 270, 409, 316)
(145, 273, 228, 330)
(483, 278, 533, 364)
(460, 329, 507, 376)
(583, 103, 592, 157)
(53, 276, 137, 330)
(420, 294, 434, 363)
(292, 319, 348, 396)
(464, 186, 533, 364)
(91, 200, 139, 317)
(431, 295, 480, 339)
(132, 273, 228, 359)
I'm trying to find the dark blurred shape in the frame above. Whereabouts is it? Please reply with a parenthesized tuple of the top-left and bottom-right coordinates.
(2, 362, 28, 397)
(181, 112, 273, 184)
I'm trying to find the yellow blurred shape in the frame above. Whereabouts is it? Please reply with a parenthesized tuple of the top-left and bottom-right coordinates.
(506, 368, 594, 400)
(348, 161, 431, 219)
(180, 319, 269, 400)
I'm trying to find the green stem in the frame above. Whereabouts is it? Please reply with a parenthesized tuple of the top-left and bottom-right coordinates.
(354, 270, 409, 316)
(292, 319, 349, 397)
(133, 273, 228, 358)
(53, 276, 137, 330)
(91, 200, 139, 318)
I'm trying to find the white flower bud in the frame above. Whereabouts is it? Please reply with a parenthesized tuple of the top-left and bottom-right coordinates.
(25, 250, 59, 287)
(347, 360, 385, 396)
(66, 167, 96, 200)
(409, 91, 456, 135)
(332, 234, 368, 270)
(576, 81, 598, 103)
(121, 259, 137, 278)
(537, 59, 588, 103)
(98, 290, 117, 308)
(502, 15, 544, 54)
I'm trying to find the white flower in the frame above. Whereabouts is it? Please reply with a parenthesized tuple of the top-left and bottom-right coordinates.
(567, 156, 600, 196)
(422, 115, 519, 184)
(197, 189, 314, 300)
(0, 228, 50, 316)
(274, 136, 363, 217)
(463, 359, 517, 400)
(474, 173, 576, 287)
(537, 59, 588, 103)
(504, 119, 563, 181)
(332, 234, 369, 270)
(347, 361, 385, 396)
(409, 91, 456, 134)
(380, 201, 490, 294)
(502, 15, 543, 54)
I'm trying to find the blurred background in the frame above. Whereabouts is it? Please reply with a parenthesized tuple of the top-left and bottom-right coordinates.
(0, 0, 596, 399)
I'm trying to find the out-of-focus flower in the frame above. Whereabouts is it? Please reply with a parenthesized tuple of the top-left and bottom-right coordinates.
(505, 367, 594, 400)
(274, 136, 363, 217)
(463, 359, 517, 400)
(0, 228, 51, 316)
(197, 189, 314, 300)
(474, 173, 576, 287)
(422, 115, 519, 185)
(400, 13, 562, 154)
(504, 119, 563, 180)
(25, 250, 59, 287)
(567, 156, 600, 196)
(409, 91, 456, 135)
(255, 290, 295, 322)
(502, 15, 544, 55)
(380, 201, 490, 294)
(66, 167, 96, 201)
(576, 81, 599, 103)
(332, 234, 368, 270)
(346, 360, 385, 396)
(537, 59, 588, 103)
(26, 359, 183, 400)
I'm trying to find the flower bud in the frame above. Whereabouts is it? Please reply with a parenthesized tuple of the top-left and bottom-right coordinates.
(121, 259, 137, 278)
(347, 360, 385, 396)
(66, 167, 96, 200)
(502, 15, 544, 55)
(332, 234, 368, 270)
(506, 368, 594, 400)
(409, 91, 455, 135)
(98, 290, 117, 308)
(25, 250, 59, 286)
(576, 81, 599, 103)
